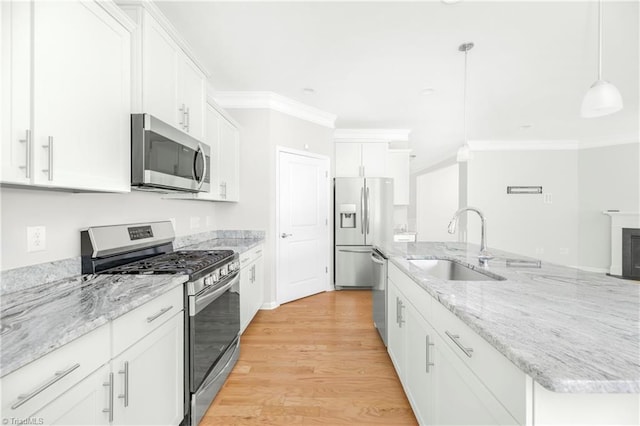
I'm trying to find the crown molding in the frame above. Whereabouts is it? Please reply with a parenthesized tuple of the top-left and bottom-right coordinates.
(334, 128, 411, 143)
(115, 0, 211, 78)
(468, 140, 580, 151)
(212, 91, 337, 129)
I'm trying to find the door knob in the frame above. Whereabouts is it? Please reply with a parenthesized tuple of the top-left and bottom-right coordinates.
(281, 233, 293, 238)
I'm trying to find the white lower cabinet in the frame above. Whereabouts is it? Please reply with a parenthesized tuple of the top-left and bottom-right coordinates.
(2, 287, 184, 425)
(388, 263, 520, 425)
(111, 312, 183, 425)
(240, 244, 264, 333)
(389, 262, 640, 425)
(33, 364, 111, 426)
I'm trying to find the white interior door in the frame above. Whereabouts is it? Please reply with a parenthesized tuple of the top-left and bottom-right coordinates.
(277, 150, 330, 304)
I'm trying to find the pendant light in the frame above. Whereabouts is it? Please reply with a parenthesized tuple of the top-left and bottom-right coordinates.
(581, 0, 623, 118)
(456, 42, 474, 162)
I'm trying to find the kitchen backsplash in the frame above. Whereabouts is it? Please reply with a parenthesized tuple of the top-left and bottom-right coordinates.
(1, 230, 265, 295)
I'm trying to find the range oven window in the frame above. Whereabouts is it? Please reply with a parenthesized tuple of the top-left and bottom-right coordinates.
(189, 275, 240, 391)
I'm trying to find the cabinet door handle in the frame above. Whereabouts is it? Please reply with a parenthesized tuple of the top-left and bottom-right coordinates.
(146, 306, 173, 323)
(251, 265, 256, 283)
(102, 372, 114, 422)
(426, 335, 435, 373)
(11, 363, 80, 409)
(398, 300, 405, 328)
(19, 129, 31, 178)
(395, 297, 400, 325)
(445, 331, 474, 358)
(185, 106, 190, 132)
(42, 136, 53, 181)
(179, 104, 186, 128)
(118, 361, 129, 407)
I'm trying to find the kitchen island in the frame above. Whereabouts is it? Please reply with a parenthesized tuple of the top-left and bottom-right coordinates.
(377, 241, 639, 425)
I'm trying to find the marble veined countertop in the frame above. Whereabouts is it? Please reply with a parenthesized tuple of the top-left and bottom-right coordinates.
(377, 241, 640, 393)
(0, 274, 187, 377)
(0, 235, 265, 378)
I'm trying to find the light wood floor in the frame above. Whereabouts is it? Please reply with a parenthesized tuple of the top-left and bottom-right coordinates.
(200, 290, 417, 425)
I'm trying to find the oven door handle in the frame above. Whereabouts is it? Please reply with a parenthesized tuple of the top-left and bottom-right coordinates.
(191, 273, 239, 316)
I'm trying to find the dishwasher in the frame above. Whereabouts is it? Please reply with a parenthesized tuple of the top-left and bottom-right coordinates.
(371, 248, 388, 346)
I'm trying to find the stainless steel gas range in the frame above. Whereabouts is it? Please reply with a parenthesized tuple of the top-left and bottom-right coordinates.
(81, 221, 240, 426)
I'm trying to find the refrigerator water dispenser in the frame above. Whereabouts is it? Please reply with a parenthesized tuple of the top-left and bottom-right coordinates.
(339, 204, 356, 228)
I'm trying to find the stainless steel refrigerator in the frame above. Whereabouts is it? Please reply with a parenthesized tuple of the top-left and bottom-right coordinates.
(334, 177, 393, 288)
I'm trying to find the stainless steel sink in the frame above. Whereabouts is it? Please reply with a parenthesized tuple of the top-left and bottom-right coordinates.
(408, 259, 505, 281)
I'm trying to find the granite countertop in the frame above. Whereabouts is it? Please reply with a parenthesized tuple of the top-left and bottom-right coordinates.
(179, 237, 264, 253)
(1, 273, 187, 378)
(0, 235, 265, 378)
(377, 241, 640, 393)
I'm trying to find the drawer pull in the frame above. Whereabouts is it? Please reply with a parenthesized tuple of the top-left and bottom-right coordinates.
(445, 331, 474, 358)
(118, 361, 129, 407)
(255, 249, 262, 255)
(146, 305, 173, 323)
(11, 363, 81, 409)
(103, 372, 114, 422)
(426, 334, 435, 372)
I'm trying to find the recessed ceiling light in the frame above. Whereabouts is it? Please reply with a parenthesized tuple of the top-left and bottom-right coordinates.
(302, 88, 315, 95)
(520, 124, 534, 130)
(420, 88, 435, 96)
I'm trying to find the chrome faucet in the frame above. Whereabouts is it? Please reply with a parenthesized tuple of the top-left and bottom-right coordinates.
(447, 206, 493, 266)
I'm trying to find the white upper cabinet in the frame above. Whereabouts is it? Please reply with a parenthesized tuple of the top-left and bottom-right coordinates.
(122, 1, 208, 142)
(1, 0, 133, 192)
(386, 149, 411, 205)
(167, 102, 240, 202)
(218, 113, 240, 201)
(142, 15, 179, 127)
(335, 142, 388, 178)
(335, 141, 410, 204)
(178, 57, 206, 141)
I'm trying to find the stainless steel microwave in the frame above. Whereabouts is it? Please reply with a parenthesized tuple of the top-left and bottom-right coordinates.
(131, 114, 210, 193)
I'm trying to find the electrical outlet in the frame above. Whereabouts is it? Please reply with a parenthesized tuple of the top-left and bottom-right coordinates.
(27, 226, 46, 252)
(543, 193, 553, 204)
(190, 217, 200, 229)
(535, 247, 545, 255)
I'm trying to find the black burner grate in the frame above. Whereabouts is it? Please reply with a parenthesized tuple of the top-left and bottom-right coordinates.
(104, 250, 235, 276)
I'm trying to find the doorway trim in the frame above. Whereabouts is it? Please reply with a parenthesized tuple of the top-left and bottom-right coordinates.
(275, 146, 332, 305)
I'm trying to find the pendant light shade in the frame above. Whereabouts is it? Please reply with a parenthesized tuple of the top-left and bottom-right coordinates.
(456, 42, 474, 163)
(581, 0, 623, 118)
(581, 80, 623, 118)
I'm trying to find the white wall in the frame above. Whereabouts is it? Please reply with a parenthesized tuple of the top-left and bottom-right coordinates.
(0, 188, 219, 271)
(213, 109, 335, 307)
(416, 163, 459, 242)
(466, 150, 579, 266)
(577, 143, 640, 271)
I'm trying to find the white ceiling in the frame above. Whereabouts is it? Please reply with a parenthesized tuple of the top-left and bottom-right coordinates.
(157, 0, 639, 171)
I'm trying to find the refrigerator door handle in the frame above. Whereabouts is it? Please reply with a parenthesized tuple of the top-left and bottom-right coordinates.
(339, 249, 371, 254)
(360, 187, 365, 234)
(366, 186, 371, 235)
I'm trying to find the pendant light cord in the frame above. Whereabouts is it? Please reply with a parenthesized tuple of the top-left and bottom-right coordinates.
(597, 0, 602, 80)
(463, 46, 469, 144)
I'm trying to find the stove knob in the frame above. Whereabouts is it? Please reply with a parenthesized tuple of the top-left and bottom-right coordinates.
(220, 265, 228, 276)
(204, 276, 214, 286)
(212, 271, 220, 282)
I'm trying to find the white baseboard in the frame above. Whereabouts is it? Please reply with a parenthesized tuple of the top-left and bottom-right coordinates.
(260, 301, 280, 310)
(572, 265, 609, 274)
